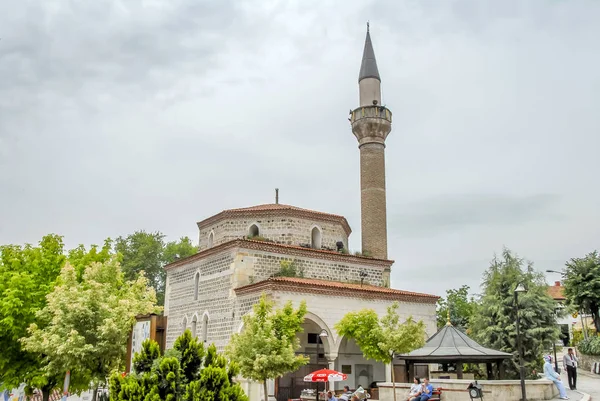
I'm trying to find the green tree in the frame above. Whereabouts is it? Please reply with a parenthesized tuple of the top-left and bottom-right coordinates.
(470, 248, 559, 379)
(226, 294, 308, 401)
(115, 231, 197, 305)
(335, 303, 426, 401)
(22, 257, 160, 401)
(109, 331, 247, 401)
(436, 285, 477, 331)
(0, 235, 67, 401)
(563, 251, 600, 334)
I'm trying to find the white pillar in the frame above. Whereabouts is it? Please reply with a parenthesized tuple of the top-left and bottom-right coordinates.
(385, 363, 392, 382)
(327, 354, 338, 390)
(267, 378, 276, 401)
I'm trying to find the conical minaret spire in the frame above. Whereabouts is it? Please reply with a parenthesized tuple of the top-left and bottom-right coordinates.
(349, 24, 393, 264)
(359, 22, 381, 82)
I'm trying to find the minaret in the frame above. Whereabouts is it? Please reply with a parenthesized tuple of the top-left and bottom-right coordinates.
(350, 23, 392, 260)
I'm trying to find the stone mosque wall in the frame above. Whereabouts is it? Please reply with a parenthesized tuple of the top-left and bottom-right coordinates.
(164, 243, 390, 350)
(198, 216, 349, 252)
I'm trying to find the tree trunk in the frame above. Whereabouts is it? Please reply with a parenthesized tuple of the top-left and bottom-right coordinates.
(263, 380, 269, 401)
(390, 361, 397, 401)
(92, 385, 99, 401)
(41, 384, 54, 401)
(592, 303, 600, 334)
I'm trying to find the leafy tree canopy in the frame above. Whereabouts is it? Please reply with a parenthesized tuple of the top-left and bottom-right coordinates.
(563, 250, 600, 334)
(470, 248, 559, 379)
(110, 330, 247, 401)
(115, 231, 196, 305)
(335, 303, 426, 401)
(226, 294, 308, 401)
(436, 285, 477, 331)
(0, 235, 69, 398)
(22, 257, 160, 396)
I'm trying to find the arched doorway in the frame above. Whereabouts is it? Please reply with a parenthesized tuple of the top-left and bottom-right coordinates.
(335, 337, 386, 391)
(276, 317, 332, 401)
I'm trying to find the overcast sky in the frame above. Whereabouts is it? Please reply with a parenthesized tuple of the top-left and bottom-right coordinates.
(1, 0, 599, 298)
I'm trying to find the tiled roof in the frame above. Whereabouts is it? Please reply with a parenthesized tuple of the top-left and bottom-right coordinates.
(397, 324, 512, 361)
(547, 283, 566, 300)
(234, 276, 439, 304)
(164, 239, 394, 270)
(196, 203, 352, 235)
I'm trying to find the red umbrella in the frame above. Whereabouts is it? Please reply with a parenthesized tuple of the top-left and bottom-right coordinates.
(303, 368, 348, 382)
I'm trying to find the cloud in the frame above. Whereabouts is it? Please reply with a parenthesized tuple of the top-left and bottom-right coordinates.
(390, 193, 562, 237)
(1, 0, 599, 299)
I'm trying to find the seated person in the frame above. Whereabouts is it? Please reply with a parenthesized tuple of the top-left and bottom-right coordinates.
(407, 377, 421, 400)
(326, 391, 337, 401)
(411, 377, 433, 401)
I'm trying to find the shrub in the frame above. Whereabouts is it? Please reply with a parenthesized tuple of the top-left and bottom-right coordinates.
(579, 336, 600, 356)
(109, 330, 247, 401)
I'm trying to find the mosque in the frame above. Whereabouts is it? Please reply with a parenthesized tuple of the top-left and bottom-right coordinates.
(161, 26, 439, 401)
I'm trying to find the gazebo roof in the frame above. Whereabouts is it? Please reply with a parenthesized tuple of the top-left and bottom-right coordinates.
(396, 323, 513, 362)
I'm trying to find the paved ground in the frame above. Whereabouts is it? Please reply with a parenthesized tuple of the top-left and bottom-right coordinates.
(550, 368, 599, 400)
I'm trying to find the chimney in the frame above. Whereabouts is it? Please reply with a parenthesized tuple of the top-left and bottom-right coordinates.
(555, 281, 561, 286)
(275, 188, 279, 204)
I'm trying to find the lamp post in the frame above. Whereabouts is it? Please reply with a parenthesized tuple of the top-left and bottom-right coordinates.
(514, 283, 527, 401)
(316, 329, 328, 401)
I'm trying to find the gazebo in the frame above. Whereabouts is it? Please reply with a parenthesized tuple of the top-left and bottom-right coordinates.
(396, 320, 513, 380)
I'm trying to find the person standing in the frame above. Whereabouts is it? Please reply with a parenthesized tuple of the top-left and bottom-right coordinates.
(563, 347, 578, 390)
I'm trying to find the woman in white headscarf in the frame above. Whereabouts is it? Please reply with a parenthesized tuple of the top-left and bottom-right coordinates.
(544, 355, 569, 400)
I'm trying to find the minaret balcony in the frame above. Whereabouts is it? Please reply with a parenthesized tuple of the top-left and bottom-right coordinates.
(349, 105, 392, 124)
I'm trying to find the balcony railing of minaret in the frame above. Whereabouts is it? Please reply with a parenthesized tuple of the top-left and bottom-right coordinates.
(349, 105, 392, 124)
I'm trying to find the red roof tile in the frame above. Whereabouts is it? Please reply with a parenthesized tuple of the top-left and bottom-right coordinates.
(196, 203, 352, 235)
(547, 283, 566, 300)
(234, 276, 439, 304)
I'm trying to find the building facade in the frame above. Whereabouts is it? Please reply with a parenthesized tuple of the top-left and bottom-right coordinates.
(163, 25, 438, 401)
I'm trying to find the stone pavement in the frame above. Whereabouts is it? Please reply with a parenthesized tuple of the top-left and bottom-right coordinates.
(549, 368, 599, 400)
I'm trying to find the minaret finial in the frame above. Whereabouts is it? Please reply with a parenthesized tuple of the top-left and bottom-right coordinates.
(275, 188, 279, 204)
(367, 21, 370, 33)
(446, 307, 452, 326)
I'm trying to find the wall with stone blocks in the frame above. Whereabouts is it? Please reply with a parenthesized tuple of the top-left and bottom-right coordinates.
(165, 245, 406, 353)
(198, 216, 349, 252)
(379, 379, 558, 401)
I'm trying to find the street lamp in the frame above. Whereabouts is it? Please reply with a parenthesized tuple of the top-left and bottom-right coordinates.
(315, 330, 328, 401)
(514, 283, 527, 401)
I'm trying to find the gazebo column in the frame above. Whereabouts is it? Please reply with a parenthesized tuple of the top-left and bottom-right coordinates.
(456, 362, 463, 379)
(497, 361, 505, 380)
(486, 363, 493, 380)
(407, 362, 415, 382)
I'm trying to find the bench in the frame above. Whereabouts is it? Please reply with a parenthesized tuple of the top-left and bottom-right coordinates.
(430, 387, 443, 401)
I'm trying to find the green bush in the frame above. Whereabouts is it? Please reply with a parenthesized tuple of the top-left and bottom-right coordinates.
(109, 330, 247, 401)
(579, 336, 600, 356)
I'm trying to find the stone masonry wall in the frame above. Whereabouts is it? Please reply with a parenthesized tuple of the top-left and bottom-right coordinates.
(246, 248, 385, 286)
(164, 244, 389, 351)
(198, 216, 348, 252)
(165, 250, 236, 350)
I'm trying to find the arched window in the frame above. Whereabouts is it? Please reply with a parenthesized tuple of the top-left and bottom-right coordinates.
(194, 272, 200, 301)
(208, 232, 214, 248)
(311, 226, 322, 249)
(249, 224, 259, 238)
(191, 315, 198, 338)
(182, 316, 188, 334)
(202, 314, 209, 343)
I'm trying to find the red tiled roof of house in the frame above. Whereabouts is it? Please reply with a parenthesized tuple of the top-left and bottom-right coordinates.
(547, 281, 566, 300)
(164, 239, 394, 270)
(196, 203, 352, 235)
(234, 276, 439, 304)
